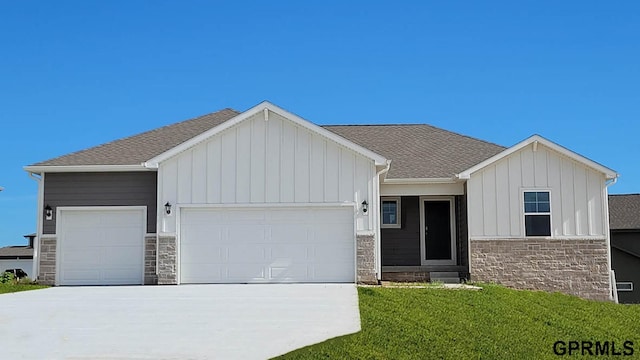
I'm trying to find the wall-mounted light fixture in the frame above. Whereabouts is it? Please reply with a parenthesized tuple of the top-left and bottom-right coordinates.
(164, 202, 172, 215)
(44, 204, 53, 220)
(361, 200, 368, 214)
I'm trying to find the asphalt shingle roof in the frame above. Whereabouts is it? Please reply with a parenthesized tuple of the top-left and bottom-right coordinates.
(0, 246, 33, 258)
(31, 108, 506, 179)
(323, 124, 505, 179)
(33, 109, 240, 166)
(609, 194, 640, 230)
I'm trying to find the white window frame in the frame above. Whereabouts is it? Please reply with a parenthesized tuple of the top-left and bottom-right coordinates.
(522, 189, 552, 238)
(381, 197, 401, 229)
(617, 282, 633, 292)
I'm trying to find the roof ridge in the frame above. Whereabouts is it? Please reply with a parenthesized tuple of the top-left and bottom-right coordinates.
(323, 123, 506, 149)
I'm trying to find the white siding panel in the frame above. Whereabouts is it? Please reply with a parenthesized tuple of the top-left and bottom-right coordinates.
(191, 146, 207, 203)
(547, 153, 563, 236)
(158, 110, 377, 232)
(534, 148, 548, 187)
(482, 166, 497, 235)
(587, 171, 604, 235)
(573, 166, 588, 236)
(221, 130, 237, 203)
(560, 158, 576, 236)
(495, 160, 510, 236)
(507, 154, 522, 236)
(280, 120, 296, 203)
(468, 143, 607, 238)
(310, 137, 325, 202)
(265, 116, 282, 203)
(250, 117, 266, 203)
(325, 145, 340, 202)
(206, 138, 222, 203)
(177, 154, 192, 203)
(294, 128, 310, 203)
(339, 150, 354, 202)
(521, 147, 534, 187)
(236, 122, 251, 203)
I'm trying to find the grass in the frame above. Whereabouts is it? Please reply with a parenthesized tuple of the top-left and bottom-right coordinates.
(0, 282, 48, 294)
(277, 284, 640, 359)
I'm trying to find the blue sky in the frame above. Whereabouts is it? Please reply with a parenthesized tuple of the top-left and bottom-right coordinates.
(0, 1, 638, 247)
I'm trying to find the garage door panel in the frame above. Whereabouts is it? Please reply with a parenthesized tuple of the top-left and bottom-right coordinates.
(228, 246, 266, 263)
(59, 208, 144, 286)
(180, 207, 354, 284)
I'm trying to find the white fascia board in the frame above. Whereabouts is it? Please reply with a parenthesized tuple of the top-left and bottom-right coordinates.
(382, 177, 459, 184)
(23, 164, 153, 173)
(457, 134, 618, 180)
(144, 101, 388, 167)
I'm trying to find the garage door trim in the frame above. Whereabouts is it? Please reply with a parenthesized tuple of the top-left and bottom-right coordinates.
(175, 202, 357, 285)
(56, 206, 147, 286)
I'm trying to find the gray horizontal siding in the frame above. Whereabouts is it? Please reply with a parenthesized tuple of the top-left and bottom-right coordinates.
(43, 172, 157, 234)
(381, 196, 421, 266)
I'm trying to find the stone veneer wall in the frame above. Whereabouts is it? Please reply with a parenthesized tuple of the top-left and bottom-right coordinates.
(144, 235, 158, 285)
(471, 238, 611, 301)
(357, 234, 377, 284)
(157, 235, 177, 285)
(38, 237, 57, 285)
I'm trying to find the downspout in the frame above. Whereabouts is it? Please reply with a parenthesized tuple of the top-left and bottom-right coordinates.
(374, 160, 391, 280)
(604, 176, 618, 302)
(28, 171, 43, 281)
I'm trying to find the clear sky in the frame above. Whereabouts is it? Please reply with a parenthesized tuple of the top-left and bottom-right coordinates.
(0, 1, 638, 247)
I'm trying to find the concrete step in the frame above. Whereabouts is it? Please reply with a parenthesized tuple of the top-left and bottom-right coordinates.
(429, 272, 461, 284)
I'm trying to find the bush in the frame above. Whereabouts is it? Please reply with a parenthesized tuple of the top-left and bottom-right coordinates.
(0, 272, 15, 284)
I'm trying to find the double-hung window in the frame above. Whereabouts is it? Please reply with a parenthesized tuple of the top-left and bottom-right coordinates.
(524, 191, 551, 236)
(381, 197, 401, 229)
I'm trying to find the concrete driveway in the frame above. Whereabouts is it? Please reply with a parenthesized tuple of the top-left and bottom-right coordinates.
(0, 284, 361, 359)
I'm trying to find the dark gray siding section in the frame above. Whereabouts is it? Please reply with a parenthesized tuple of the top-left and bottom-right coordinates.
(611, 230, 640, 304)
(43, 172, 157, 234)
(381, 195, 469, 268)
(382, 196, 421, 266)
(455, 194, 468, 269)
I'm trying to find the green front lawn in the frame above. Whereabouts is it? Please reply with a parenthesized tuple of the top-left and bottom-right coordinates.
(0, 283, 48, 294)
(278, 284, 640, 359)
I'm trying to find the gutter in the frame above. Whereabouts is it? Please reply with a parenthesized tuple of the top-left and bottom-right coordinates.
(373, 160, 391, 280)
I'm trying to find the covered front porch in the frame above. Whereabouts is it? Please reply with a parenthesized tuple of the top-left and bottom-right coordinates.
(380, 194, 469, 283)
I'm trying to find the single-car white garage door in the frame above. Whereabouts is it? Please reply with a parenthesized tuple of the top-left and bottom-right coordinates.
(179, 206, 355, 284)
(58, 207, 145, 286)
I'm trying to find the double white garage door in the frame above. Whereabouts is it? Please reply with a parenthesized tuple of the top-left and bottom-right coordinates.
(57, 206, 355, 285)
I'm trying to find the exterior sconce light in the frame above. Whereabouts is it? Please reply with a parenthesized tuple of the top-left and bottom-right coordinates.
(45, 204, 53, 220)
(362, 200, 368, 214)
(164, 202, 172, 215)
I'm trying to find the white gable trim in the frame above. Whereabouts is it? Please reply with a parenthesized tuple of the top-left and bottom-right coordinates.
(144, 101, 388, 167)
(457, 134, 618, 180)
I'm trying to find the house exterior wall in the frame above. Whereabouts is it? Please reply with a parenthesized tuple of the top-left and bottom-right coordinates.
(158, 111, 375, 234)
(467, 143, 606, 238)
(611, 230, 640, 304)
(42, 172, 158, 234)
(381, 195, 468, 269)
(382, 196, 421, 266)
(466, 142, 612, 300)
(471, 238, 610, 301)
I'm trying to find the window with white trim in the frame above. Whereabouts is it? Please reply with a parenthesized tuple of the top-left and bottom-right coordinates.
(617, 282, 633, 292)
(381, 197, 401, 229)
(524, 191, 551, 236)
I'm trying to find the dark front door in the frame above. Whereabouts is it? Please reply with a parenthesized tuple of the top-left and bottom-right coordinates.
(422, 199, 455, 265)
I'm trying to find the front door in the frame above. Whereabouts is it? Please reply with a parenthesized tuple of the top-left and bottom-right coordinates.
(420, 197, 456, 265)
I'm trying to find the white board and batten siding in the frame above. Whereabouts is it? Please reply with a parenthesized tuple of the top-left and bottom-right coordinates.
(468, 143, 607, 238)
(158, 111, 376, 233)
